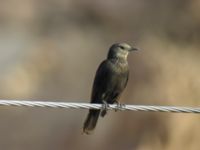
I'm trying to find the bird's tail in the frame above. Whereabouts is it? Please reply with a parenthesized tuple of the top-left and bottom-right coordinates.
(83, 110, 100, 134)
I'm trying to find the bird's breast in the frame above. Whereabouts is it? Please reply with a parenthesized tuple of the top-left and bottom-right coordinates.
(109, 60, 129, 89)
(111, 59, 129, 74)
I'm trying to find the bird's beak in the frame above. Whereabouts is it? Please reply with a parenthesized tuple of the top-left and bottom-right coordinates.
(129, 47, 139, 51)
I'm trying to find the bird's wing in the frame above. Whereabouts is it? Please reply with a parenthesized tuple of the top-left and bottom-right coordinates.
(90, 60, 129, 104)
(90, 60, 113, 103)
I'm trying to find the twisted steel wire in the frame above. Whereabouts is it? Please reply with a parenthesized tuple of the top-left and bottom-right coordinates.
(0, 100, 199, 114)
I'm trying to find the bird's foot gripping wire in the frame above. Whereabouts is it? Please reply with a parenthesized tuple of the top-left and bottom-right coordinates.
(114, 101, 125, 112)
(101, 100, 109, 117)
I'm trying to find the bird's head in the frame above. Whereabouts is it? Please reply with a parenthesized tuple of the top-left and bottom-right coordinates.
(107, 43, 138, 60)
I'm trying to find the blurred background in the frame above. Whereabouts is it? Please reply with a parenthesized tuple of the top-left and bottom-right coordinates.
(0, 0, 200, 149)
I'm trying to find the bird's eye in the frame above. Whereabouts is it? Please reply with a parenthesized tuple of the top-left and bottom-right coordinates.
(119, 46, 125, 50)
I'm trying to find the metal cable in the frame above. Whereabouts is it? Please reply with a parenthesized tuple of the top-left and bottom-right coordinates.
(0, 100, 199, 114)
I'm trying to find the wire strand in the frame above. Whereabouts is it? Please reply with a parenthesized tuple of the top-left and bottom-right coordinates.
(0, 100, 199, 114)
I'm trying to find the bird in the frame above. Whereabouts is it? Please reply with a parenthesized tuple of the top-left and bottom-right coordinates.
(83, 43, 138, 134)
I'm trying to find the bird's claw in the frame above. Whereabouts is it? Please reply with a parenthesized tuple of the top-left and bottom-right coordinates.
(102, 100, 109, 110)
(101, 100, 109, 117)
(115, 102, 125, 111)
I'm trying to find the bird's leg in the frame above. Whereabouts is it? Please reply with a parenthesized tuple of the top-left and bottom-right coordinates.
(101, 100, 109, 117)
(114, 101, 125, 111)
(102, 100, 108, 110)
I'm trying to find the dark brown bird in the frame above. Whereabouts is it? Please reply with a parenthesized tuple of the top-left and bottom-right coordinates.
(83, 43, 138, 134)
